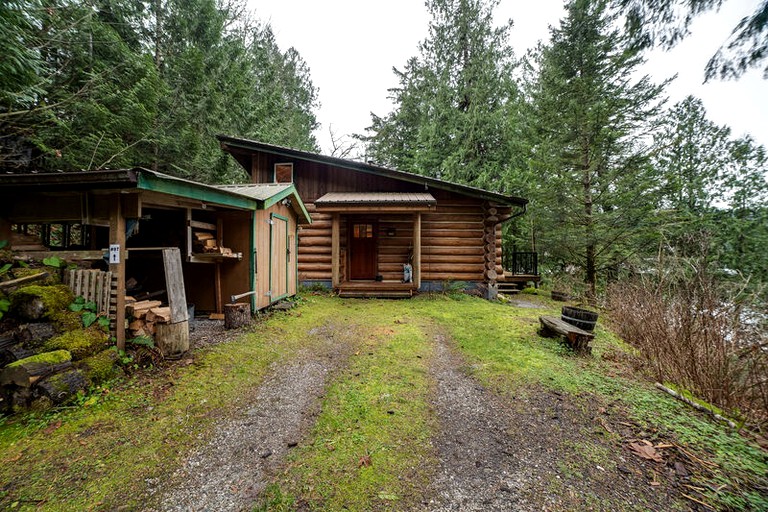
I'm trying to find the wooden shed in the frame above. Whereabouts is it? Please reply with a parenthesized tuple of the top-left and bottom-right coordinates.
(219, 136, 533, 298)
(0, 169, 310, 348)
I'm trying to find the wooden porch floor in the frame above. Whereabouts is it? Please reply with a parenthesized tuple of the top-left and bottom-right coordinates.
(337, 281, 416, 298)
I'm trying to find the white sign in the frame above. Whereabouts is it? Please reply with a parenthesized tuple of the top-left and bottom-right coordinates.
(109, 244, 120, 264)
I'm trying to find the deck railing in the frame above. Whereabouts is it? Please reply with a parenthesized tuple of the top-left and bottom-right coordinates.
(507, 251, 538, 276)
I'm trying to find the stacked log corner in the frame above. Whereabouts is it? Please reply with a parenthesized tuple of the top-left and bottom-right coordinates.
(482, 202, 499, 300)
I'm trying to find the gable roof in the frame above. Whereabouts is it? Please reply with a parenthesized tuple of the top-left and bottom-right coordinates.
(217, 135, 527, 207)
(216, 183, 311, 223)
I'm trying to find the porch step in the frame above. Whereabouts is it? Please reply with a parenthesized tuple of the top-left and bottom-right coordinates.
(338, 289, 413, 299)
(337, 282, 415, 299)
(497, 283, 521, 294)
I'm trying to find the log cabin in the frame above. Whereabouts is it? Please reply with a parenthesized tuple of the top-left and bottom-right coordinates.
(218, 136, 534, 299)
(0, 168, 311, 347)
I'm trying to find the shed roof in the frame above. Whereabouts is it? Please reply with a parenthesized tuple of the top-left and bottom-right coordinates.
(216, 183, 311, 223)
(217, 135, 527, 208)
(0, 168, 311, 222)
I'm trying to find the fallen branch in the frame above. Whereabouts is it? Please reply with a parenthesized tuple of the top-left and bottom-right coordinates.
(682, 493, 715, 511)
(0, 272, 50, 290)
(654, 383, 738, 429)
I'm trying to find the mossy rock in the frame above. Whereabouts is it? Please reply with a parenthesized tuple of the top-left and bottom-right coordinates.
(9, 284, 74, 322)
(43, 328, 107, 360)
(7, 349, 71, 367)
(78, 349, 122, 384)
(49, 310, 83, 333)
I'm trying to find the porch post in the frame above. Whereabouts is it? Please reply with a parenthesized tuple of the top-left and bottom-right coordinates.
(109, 195, 126, 351)
(331, 213, 340, 287)
(413, 212, 421, 289)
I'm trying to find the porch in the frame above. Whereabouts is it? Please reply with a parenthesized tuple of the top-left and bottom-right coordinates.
(498, 251, 541, 293)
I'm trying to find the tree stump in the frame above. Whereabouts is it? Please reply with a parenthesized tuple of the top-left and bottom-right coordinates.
(224, 303, 251, 330)
(155, 321, 189, 359)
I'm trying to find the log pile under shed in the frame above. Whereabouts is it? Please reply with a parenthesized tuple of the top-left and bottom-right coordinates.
(126, 298, 172, 338)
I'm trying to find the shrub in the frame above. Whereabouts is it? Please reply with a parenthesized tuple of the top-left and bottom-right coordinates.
(607, 261, 767, 429)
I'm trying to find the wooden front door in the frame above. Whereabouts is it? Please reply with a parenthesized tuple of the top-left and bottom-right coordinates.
(349, 221, 377, 280)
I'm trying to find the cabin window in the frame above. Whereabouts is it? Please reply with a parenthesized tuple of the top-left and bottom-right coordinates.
(353, 223, 374, 239)
(274, 163, 293, 183)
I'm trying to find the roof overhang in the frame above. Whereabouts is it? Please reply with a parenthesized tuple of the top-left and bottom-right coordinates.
(217, 135, 528, 208)
(315, 192, 437, 213)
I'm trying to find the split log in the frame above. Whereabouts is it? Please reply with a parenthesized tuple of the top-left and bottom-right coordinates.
(38, 369, 88, 405)
(0, 350, 72, 387)
(127, 300, 162, 318)
(0, 343, 35, 367)
(14, 323, 57, 347)
(224, 303, 251, 330)
(146, 307, 172, 324)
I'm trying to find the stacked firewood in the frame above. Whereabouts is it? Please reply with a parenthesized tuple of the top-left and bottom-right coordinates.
(125, 298, 172, 338)
(193, 231, 235, 256)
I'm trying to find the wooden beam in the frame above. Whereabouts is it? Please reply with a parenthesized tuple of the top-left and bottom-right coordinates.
(110, 195, 127, 351)
(413, 212, 421, 289)
(331, 213, 340, 287)
(13, 250, 105, 261)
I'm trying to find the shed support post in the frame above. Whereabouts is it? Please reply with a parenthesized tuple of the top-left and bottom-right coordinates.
(331, 213, 340, 287)
(109, 195, 126, 351)
(413, 212, 421, 289)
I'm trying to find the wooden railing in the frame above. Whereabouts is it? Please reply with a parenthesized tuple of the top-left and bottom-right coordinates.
(507, 251, 538, 276)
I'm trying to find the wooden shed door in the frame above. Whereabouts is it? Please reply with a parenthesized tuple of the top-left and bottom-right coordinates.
(270, 213, 289, 300)
(349, 221, 377, 280)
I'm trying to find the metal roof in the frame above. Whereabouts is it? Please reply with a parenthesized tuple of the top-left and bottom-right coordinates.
(315, 192, 436, 205)
(216, 183, 293, 201)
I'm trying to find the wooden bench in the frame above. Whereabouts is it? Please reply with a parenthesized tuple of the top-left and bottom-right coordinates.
(539, 315, 594, 355)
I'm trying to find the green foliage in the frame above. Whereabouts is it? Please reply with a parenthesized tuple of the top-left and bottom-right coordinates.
(0, 240, 7, 250)
(69, 296, 109, 330)
(1, 0, 318, 181)
(613, 0, 768, 80)
(42, 256, 64, 268)
(127, 336, 155, 349)
(362, 0, 523, 191)
(524, 0, 666, 296)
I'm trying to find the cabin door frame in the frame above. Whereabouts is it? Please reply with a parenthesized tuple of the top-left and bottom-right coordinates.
(348, 218, 378, 280)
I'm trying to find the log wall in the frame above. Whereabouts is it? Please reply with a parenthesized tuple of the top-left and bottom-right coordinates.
(251, 153, 510, 286)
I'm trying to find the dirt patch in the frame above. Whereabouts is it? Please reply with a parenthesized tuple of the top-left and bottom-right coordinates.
(143, 322, 355, 512)
(426, 333, 686, 511)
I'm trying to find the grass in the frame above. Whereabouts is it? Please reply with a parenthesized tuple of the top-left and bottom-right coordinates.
(1, 294, 766, 511)
(257, 301, 436, 510)
(0, 302, 341, 511)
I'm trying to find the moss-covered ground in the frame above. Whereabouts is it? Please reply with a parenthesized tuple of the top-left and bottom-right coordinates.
(0, 294, 765, 511)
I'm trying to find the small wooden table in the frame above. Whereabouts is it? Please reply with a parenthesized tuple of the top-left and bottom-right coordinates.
(539, 315, 594, 355)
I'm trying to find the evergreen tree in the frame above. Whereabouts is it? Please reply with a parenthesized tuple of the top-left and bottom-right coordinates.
(363, 0, 521, 191)
(0, 0, 319, 183)
(526, 0, 666, 296)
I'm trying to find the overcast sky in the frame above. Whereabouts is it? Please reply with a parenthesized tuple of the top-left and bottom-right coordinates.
(247, 0, 766, 155)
